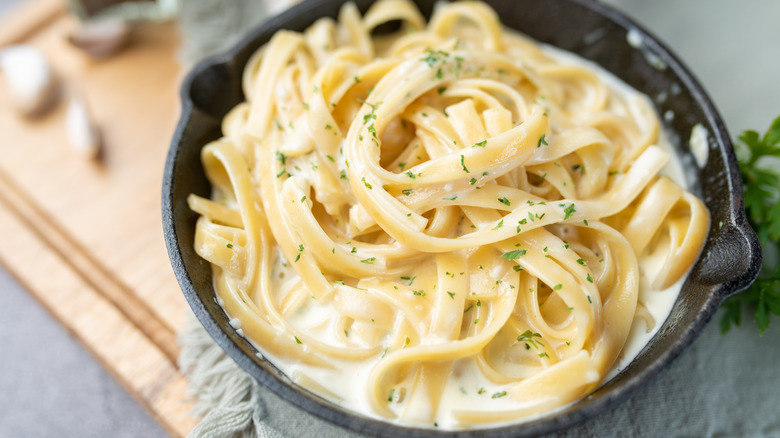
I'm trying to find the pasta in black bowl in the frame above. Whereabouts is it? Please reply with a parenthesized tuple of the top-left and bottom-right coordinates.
(163, 0, 760, 436)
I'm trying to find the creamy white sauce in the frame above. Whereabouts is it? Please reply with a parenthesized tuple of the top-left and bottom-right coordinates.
(690, 123, 709, 168)
(228, 38, 699, 431)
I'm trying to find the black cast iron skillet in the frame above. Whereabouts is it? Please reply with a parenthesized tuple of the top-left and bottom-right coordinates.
(162, 0, 761, 436)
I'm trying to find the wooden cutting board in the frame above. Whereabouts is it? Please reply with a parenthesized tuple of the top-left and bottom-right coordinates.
(0, 1, 196, 436)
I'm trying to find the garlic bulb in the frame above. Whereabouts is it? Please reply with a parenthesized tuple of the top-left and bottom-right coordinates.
(66, 97, 101, 159)
(0, 45, 58, 116)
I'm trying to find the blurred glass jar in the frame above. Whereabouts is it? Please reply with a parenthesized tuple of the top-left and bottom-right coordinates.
(68, 0, 180, 22)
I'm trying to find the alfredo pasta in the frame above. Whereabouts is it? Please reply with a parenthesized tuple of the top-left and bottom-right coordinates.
(188, 0, 709, 429)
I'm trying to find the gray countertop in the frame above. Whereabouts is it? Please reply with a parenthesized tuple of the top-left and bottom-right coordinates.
(1, 0, 778, 437)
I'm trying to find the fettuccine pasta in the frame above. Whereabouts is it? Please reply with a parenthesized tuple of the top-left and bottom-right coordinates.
(188, 0, 709, 429)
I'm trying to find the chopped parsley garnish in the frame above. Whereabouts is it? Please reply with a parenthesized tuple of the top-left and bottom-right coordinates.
(447, 291, 456, 299)
(360, 257, 376, 264)
(516, 330, 544, 349)
(420, 48, 449, 67)
(537, 133, 548, 147)
(491, 391, 507, 399)
(294, 336, 302, 344)
(498, 197, 511, 206)
(460, 155, 470, 173)
(226, 243, 233, 249)
(502, 249, 527, 260)
(473, 140, 487, 148)
(563, 203, 577, 220)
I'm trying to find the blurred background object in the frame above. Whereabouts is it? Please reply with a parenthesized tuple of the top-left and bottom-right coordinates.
(68, 0, 179, 22)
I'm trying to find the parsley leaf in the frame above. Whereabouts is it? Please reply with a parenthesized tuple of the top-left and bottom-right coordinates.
(721, 116, 780, 334)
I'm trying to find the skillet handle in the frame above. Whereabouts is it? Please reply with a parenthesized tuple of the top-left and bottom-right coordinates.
(694, 213, 762, 302)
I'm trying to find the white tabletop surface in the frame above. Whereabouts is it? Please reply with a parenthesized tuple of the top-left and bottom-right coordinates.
(1, 0, 778, 437)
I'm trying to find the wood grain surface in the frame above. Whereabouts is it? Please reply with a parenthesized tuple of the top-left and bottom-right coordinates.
(0, 1, 196, 436)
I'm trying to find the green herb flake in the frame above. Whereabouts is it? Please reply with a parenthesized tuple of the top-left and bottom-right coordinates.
(491, 391, 507, 399)
(537, 133, 548, 148)
(460, 155, 470, 173)
(498, 197, 511, 206)
(294, 336, 302, 344)
(473, 140, 487, 148)
(447, 291, 455, 299)
(226, 243, 233, 249)
(517, 330, 544, 349)
(361, 257, 376, 264)
(553, 284, 563, 290)
(563, 203, 576, 220)
(502, 249, 527, 260)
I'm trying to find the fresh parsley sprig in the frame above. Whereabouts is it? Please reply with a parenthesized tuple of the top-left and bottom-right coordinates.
(721, 116, 780, 334)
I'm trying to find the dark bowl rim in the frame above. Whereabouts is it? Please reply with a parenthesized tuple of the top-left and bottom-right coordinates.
(163, 0, 762, 436)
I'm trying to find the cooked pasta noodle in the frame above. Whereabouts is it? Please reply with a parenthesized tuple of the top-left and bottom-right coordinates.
(188, 0, 709, 429)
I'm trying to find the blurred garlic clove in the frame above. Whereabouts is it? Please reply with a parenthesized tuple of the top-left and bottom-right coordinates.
(0, 45, 58, 116)
(68, 18, 131, 59)
(66, 97, 101, 159)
